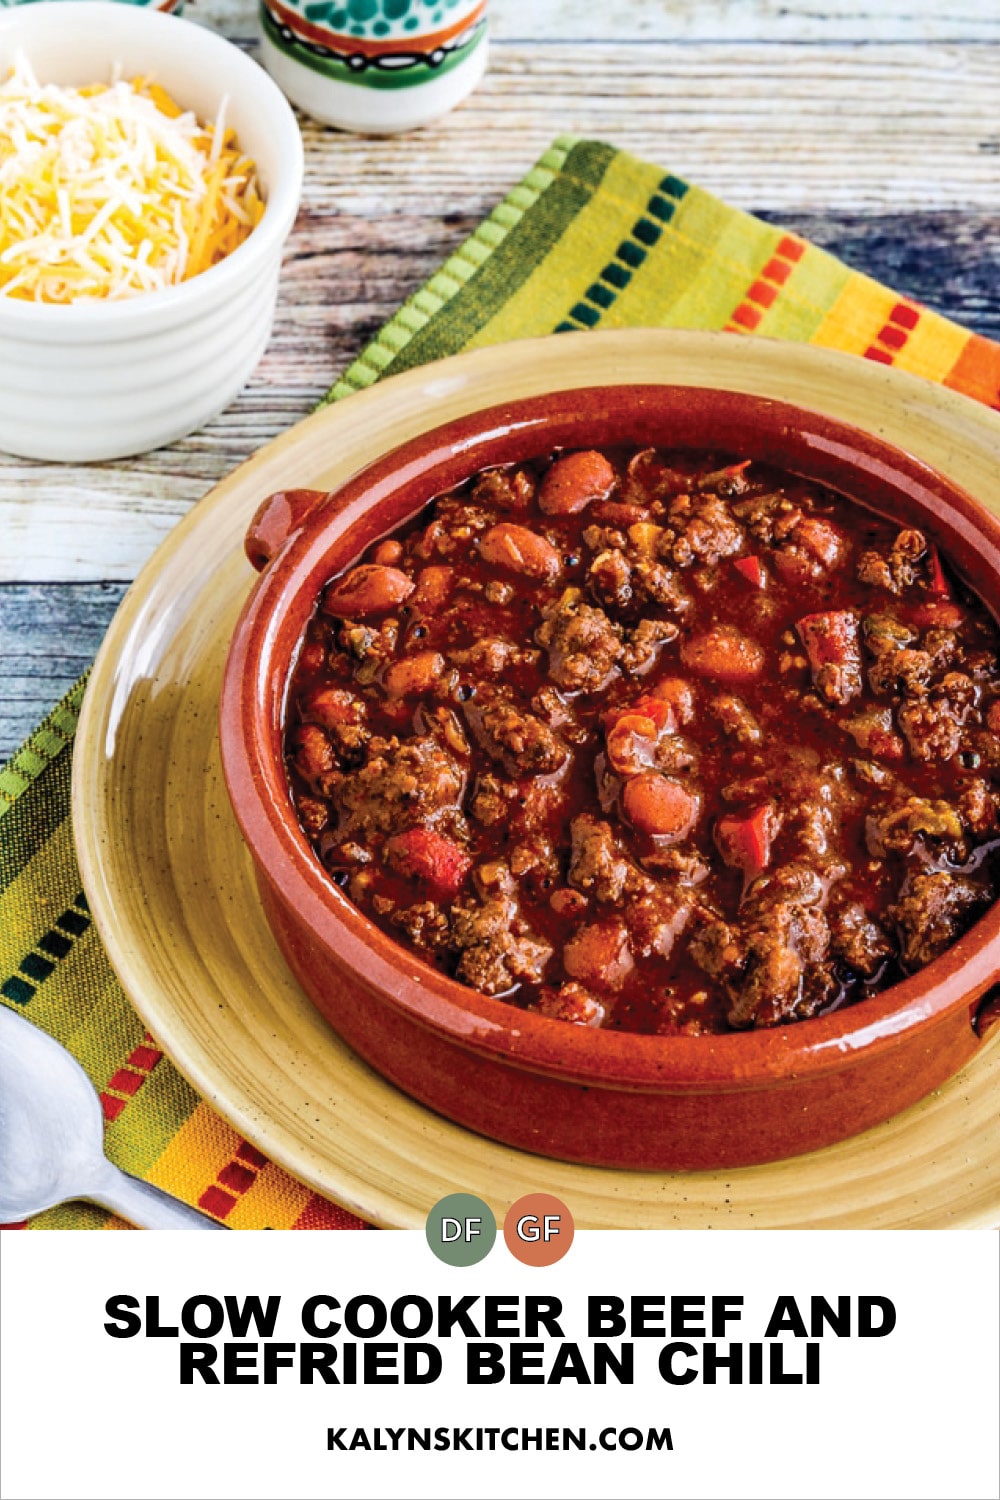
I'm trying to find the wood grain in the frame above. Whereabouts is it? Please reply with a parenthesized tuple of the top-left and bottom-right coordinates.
(200, 0, 1000, 44)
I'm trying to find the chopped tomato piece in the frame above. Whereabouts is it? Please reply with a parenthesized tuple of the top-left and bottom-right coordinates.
(796, 610, 859, 668)
(733, 555, 768, 588)
(605, 694, 673, 735)
(605, 714, 663, 777)
(715, 805, 775, 878)
(383, 829, 472, 900)
(563, 921, 634, 990)
(796, 610, 862, 705)
(910, 600, 965, 630)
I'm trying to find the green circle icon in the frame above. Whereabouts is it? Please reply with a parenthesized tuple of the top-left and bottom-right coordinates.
(426, 1193, 496, 1266)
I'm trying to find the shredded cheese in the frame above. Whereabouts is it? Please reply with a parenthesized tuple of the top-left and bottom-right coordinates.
(0, 56, 264, 303)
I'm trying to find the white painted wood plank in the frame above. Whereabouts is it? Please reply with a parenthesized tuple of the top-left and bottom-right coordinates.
(200, 0, 1000, 44)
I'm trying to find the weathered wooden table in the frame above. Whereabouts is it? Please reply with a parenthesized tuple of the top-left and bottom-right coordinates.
(1, 0, 997, 760)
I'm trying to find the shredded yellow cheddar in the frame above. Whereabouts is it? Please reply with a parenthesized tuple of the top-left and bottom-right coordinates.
(0, 57, 264, 303)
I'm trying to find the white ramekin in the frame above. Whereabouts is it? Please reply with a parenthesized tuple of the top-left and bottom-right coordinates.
(0, 4, 304, 462)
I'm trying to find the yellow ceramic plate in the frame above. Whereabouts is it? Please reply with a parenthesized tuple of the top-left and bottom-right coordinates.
(73, 330, 1000, 1230)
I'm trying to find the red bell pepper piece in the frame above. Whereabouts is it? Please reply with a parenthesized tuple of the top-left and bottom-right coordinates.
(715, 805, 775, 879)
(733, 555, 768, 589)
(925, 545, 951, 598)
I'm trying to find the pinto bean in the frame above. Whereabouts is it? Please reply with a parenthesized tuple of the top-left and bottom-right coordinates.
(383, 651, 446, 698)
(563, 920, 634, 990)
(623, 773, 701, 839)
(384, 828, 472, 901)
(410, 565, 455, 614)
(322, 564, 414, 618)
(300, 684, 365, 731)
(372, 539, 404, 567)
(680, 625, 764, 684)
(593, 501, 649, 527)
(649, 677, 696, 725)
(297, 639, 326, 677)
(480, 523, 561, 580)
(539, 450, 617, 515)
(288, 722, 337, 793)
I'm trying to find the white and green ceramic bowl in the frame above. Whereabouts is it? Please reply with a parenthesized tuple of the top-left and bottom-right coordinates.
(258, 0, 488, 133)
(0, 3, 303, 461)
(0, 0, 184, 13)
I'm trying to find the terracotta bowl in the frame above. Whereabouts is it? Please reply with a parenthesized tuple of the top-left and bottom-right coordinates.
(219, 385, 1000, 1170)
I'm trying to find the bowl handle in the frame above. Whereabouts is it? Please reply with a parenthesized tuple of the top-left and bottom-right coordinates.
(245, 488, 330, 572)
(972, 983, 1000, 1043)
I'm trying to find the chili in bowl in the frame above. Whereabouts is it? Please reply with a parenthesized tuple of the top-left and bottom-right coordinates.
(220, 386, 1000, 1170)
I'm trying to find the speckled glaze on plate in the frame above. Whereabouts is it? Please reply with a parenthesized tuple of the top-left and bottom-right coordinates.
(73, 330, 1000, 1228)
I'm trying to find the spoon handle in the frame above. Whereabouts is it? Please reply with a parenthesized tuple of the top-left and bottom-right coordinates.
(91, 1165, 229, 1230)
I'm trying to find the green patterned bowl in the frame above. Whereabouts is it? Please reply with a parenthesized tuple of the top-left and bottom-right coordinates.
(258, 0, 488, 133)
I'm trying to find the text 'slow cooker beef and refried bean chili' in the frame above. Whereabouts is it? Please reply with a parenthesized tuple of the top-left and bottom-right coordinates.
(283, 445, 1000, 1035)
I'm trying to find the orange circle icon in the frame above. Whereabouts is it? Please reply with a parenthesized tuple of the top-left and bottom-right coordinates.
(503, 1193, 575, 1266)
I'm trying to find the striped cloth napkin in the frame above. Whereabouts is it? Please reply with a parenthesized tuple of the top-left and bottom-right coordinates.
(2, 137, 997, 1231)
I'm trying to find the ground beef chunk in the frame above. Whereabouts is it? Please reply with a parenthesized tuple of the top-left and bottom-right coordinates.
(841, 706, 903, 759)
(896, 696, 963, 762)
(924, 630, 959, 670)
(567, 814, 632, 904)
(868, 647, 934, 698)
(625, 884, 694, 959)
(450, 638, 516, 676)
(956, 776, 998, 835)
(659, 493, 745, 567)
(336, 734, 465, 836)
(731, 490, 799, 544)
(536, 590, 623, 693)
(338, 618, 399, 671)
(469, 773, 510, 826)
(588, 549, 633, 610)
(450, 897, 553, 994)
(829, 901, 893, 978)
(864, 794, 964, 859)
(857, 527, 927, 594)
(621, 618, 679, 675)
(890, 872, 987, 969)
(707, 693, 761, 745)
(391, 901, 451, 952)
(468, 691, 569, 777)
(694, 864, 834, 1028)
(471, 466, 535, 512)
(534, 981, 606, 1027)
(862, 613, 916, 657)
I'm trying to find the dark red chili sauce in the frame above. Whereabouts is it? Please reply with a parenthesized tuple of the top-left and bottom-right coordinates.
(283, 445, 1000, 1034)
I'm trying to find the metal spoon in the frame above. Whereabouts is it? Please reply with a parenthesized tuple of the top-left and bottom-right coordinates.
(0, 1006, 227, 1229)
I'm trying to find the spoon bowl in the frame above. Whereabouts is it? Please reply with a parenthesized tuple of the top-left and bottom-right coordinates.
(0, 1007, 227, 1229)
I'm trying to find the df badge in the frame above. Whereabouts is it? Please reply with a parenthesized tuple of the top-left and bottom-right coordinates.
(425, 1193, 497, 1266)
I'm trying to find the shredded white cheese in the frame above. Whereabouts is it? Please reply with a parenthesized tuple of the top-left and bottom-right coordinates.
(0, 55, 263, 303)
